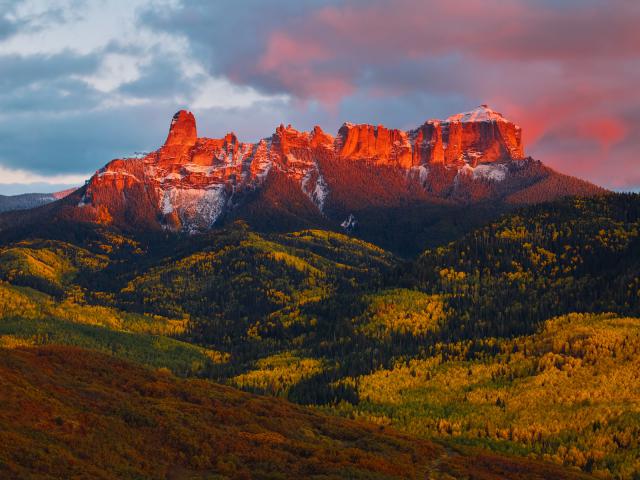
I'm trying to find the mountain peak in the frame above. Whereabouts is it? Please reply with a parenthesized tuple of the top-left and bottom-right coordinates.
(164, 110, 197, 147)
(446, 105, 511, 124)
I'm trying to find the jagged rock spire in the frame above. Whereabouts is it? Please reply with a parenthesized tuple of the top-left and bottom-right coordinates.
(165, 110, 197, 147)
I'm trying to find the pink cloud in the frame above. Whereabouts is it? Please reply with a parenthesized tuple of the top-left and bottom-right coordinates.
(240, 0, 640, 188)
(257, 32, 354, 105)
(576, 117, 628, 148)
(258, 32, 329, 71)
(255, 0, 640, 89)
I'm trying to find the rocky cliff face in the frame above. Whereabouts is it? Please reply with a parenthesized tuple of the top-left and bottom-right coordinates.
(71, 105, 598, 234)
(81, 114, 333, 232)
(411, 105, 524, 167)
(164, 110, 197, 147)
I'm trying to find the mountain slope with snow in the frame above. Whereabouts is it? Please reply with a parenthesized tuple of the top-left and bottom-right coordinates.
(0, 106, 604, 254)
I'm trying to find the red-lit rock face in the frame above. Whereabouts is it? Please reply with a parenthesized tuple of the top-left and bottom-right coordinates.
(78, 105, 529, 232)
(412, 122, 445, 165)
(334, 105, 523, 169)
(164, 110, 197, 147)
(336, 123, 413, 168)
(411, 106, 524, 167)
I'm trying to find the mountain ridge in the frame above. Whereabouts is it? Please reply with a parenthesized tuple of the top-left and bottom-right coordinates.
(0, 106, 605, 255)
(76, 104, 529, 235)
(0, 188, 75, 213)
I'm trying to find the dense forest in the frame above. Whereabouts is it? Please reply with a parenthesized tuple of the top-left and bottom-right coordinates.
(414, 194, 640, 339)
(0, 193, 638, 478)
(330, 312, 640, 478)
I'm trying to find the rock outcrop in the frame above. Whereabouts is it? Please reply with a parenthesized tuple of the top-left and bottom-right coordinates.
(410, 105, 524, 167)
(164, 110, 197, 147)
(69, 105, 599, 234)
(336, 123, 413, 168)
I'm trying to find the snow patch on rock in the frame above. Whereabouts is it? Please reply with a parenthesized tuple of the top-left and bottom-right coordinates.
(457, 163, 508, 182)
(97, 171, 140, 182)
(182, 164, 216, 175)
(160, 186, 227, 233)
(472, 163, 508, 181)
(161, 190, 174, 214)
(447, 105, 508, 124)
(312, 173, 329, 211)
(301, 166, 329, 212)
(341, 214, 357, 231)
(411, 165, 430, 184)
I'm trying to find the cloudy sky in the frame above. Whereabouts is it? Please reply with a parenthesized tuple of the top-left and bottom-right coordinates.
(0, 0, 638, 194)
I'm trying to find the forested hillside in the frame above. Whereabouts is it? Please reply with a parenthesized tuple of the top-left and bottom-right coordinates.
(0, 345, 437, 479)
(1, 345, 599, 479)
(414, 194, 640, 339)
(330, 312, 640, 478)
(0, 193, 638, 477)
